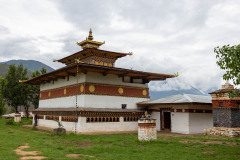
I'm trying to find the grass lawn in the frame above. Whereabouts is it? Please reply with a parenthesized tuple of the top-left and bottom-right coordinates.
(0, 118, 240, 160)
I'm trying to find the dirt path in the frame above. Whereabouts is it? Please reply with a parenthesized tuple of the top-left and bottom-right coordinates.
(14, 143, 46, 160)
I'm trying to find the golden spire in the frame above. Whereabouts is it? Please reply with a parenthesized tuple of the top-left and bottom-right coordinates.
(88, 28, 93, 40)
(76, 28, 105, 49)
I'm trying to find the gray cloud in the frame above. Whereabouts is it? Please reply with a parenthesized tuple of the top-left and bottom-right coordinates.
(1, 0, 240, 92)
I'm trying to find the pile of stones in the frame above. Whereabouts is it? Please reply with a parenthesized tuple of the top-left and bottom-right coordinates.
(204, 127, 240, 137)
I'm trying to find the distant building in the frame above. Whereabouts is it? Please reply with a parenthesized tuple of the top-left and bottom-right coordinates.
(138, 94, 213, 134)
(205, 81, 240, 137)
(24, 29, 175, 133)
(209, 81, 240, 128)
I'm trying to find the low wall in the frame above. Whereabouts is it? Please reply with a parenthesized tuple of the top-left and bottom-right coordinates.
(34, 115, 138, 133)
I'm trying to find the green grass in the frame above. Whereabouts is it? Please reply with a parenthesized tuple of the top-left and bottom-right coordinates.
(0, 118, 240, 160)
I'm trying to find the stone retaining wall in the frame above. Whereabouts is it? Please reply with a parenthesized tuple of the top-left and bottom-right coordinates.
(204, 127, 240, 137)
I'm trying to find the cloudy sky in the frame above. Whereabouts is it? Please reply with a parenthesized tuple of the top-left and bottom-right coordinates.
(0, 0, 240, 93)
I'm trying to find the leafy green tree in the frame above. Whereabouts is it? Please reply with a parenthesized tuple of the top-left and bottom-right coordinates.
(40, 67, 47, 75)
(30, 67, 46, 109)
(29, 70, 41, 110)
(2, 64, 28, 113)
(0, 77, 6, 116)
(214, 44, 240, 85)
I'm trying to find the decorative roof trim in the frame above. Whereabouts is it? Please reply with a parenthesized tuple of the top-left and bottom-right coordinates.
(24, 63, 175, 85)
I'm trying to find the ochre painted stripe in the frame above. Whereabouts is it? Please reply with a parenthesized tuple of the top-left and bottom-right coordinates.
(40, 83, 149, 100)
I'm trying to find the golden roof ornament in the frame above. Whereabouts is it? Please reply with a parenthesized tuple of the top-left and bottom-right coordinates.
(76, 28, 105, 49)
(88, 28, 93, 40)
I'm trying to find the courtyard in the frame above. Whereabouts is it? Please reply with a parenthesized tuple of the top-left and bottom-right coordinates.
(0, 118, 240, 160)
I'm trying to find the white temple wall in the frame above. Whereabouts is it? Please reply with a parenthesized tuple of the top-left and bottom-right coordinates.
(171, 112, 189, 134)
(85, 72, 148, 88)
(83, 95, 148, 109)
(39, 94, 148, 109)
(40, 72, 148, 92)
(61, 121, 77, 131)
(39, 96, 85, 108)
(38, 119, 59, 128)
(77, 117, 138, 132)
(189, 113, 213, 134)
(35, 115, 138, 133)
(40, 73, 86, 91)
(151, 112, 161, 131)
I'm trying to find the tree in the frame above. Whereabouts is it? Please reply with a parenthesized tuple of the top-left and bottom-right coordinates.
(0, 77, 6, 116)
(29, 70, 41, 110)
(2, 64, 28, 113)
(214, 44, 240, 85)
(29, 67, 47, 110)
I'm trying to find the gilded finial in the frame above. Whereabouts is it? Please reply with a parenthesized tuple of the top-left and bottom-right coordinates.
(76, 28, 105, 49)
(53, 59, 58, 62)
(88, 28, 93, 40)
(174, 72, 179, 77)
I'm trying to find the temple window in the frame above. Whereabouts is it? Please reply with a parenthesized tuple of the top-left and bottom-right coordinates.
(219, 102, 223, 107)
(122, 104, 127, 109)
(238, 102, 240, 109)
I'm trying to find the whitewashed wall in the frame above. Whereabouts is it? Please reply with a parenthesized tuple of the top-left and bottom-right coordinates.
(85, 72, 148, 88)
(151, 112, 161, 131)
(189, 113, 213, 134)
(35, 115, 138, 133)
(83, 95, 148, 109)
(39, 94, 148, 109)
(171, 112, 189, 134)
(39, 95, 85, 108)
(77, 117, 138, 132)
(40, 71, 148, 92)
(38, 119, 59, 128)
(40, 73, 86, 91)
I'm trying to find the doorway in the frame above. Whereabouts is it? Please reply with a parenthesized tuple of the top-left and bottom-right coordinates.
(160, 109, 171, 130)
(164, 112, 171, 129)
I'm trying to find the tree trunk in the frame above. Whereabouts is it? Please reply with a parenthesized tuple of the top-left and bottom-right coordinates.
(25, 106, 29, 119)
(15, 106, 19, 113)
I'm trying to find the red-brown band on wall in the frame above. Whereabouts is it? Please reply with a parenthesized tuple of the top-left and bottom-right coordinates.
(212, 100, 240, 109)
(138, 123, 156, 127)
(40, 83, 149, 100)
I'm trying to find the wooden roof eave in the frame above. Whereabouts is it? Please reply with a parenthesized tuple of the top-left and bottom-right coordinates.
(56, 48, 132, 63)
(24, 63, 175, 85)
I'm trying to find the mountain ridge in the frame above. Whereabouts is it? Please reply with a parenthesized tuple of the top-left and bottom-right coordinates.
(0, 59, 54, 77)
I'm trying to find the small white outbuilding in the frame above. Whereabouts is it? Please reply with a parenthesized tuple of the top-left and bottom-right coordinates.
(138, 94, 213, 134)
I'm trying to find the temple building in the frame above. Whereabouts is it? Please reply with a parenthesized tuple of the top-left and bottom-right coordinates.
(24, 29, 176, 133)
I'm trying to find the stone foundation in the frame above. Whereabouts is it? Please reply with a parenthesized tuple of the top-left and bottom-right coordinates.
(204, 127, 240, 137)
(138, 119, 157, 141)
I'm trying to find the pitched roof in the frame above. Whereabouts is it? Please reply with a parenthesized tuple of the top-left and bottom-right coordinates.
(138, 94, 212, 106)
(23, 62, 176, 85)
(55, 48, 132, 65)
